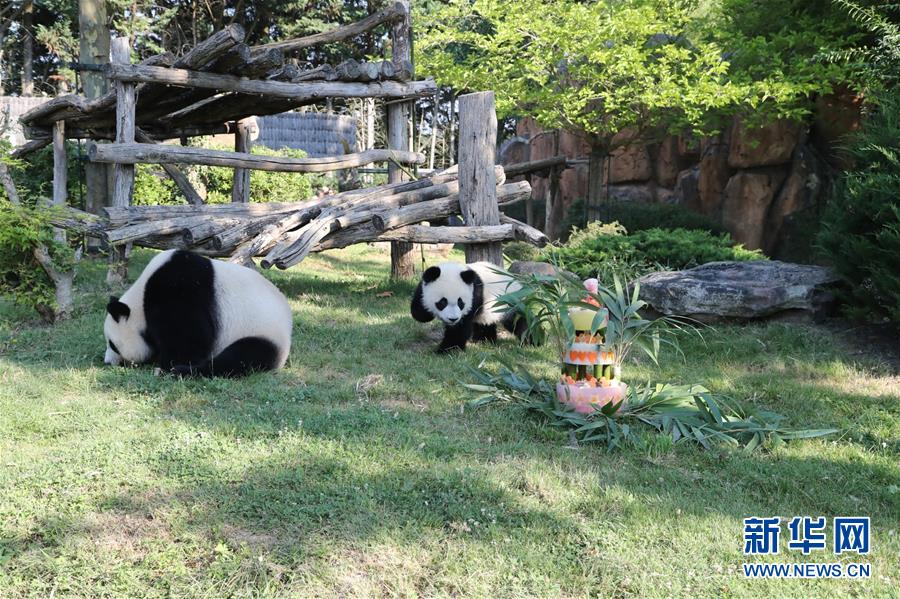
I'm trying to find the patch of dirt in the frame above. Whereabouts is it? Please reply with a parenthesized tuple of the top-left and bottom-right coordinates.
(219, 524, 282, 551)
(821, 318, 900, 374)
(82, 511, 172, 561)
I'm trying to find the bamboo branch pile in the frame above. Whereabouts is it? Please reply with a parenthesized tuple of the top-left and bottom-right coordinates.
(79, 166, 545, 269)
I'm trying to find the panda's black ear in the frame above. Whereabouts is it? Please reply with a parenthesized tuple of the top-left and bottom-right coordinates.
(423, 266, 441, 283)
(107, 296, 130, 322)
(460, 269, 477, 285)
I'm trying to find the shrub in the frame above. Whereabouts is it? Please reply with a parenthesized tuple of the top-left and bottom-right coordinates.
(132, 143, 318, 205)
(818, 92, 900, 322)
(0, 202, 74, 321)
(9, 142, 83, 209)
(562, 198, 725, 239)
(503, 241, 540, 262)
(544, 222, 765, 281)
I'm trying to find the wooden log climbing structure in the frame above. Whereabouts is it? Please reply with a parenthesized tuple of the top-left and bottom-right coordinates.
(13, 0, 545, 280)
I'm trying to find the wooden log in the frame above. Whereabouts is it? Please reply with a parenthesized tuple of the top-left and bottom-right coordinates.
(174, 23, 246, 69)
(389, 0, 415, 280)
(104, 202, 302, 227)
(252, 2, 406, 55)
(309, 225, 516, 257)
(108, 36, 136, 286)
(107, 64, 437, 101)
(503, 155, 569, 178)
(458, 91, 502, 265)
(371, 181, 532, 232)
(134, 129, 204, 205)
(157, 93, 304, 129)
(232, 118, 254, 203)
(237, 47, 285, 78)
(291, 64, 337, 82)
(106, 215, 216, 244)
(267, 63, 301, 81)
(182, 217, 243, 246)
(10, 137, 50, 157)
(207, 44, 252, 73)
(90, 143, 424, 173)
(500, 214, 548, 247)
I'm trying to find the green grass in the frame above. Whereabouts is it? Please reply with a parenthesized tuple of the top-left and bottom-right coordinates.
(1, 246, 897, 598)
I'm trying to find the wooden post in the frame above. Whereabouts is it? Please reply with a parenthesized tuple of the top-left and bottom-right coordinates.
(79, 0, 111, 226)
(232, 117, 253, 203)
(458, 91, 502, 265)
(52, 122, 67, 241)
(108, 36, 135, 286)
(388, 0, 416, 280)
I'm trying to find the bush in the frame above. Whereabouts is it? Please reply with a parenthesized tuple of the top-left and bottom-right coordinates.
(544, 222, 765, 281)
(0, 202, 74, 320)
(562, 198, 725, 239)
(132, 143, 319, 205)
(9, 142, 83, 209)
(818, 92, 900, 322)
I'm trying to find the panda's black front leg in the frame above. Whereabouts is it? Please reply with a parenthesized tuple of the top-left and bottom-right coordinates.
(438, 317, 473, 353)
(471, 323, 498, 344)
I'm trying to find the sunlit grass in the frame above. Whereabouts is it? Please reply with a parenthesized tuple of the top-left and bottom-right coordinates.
(0, 246, 897, 598)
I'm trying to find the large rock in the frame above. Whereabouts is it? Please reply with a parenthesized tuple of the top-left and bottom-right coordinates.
(696, 131, 732, 214)
(673, 166, 700, 207)
(606, 184, 654, 203)
(764, 144, 822, 255)
(721, 167, 788, 250)
(605, 147, 652, 183)
(728, 118, 803, 168)
(509, 261, 576, 280)
(653, 136, 682, 188)
(638, 261, 841, 320)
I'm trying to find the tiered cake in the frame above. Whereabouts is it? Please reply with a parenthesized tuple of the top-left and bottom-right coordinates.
(555, 283, 626, 414)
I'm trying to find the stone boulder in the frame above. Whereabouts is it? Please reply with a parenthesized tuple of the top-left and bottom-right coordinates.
(697, 132, 732, 215)
(673, 166, 700, 207)
(606, 184, 654, 203)
(728, 118, 803, 168)
(653, 136, 682, 188)
(509, 261, 576, 280)
(764, 144, 822, 255)
(638, 261, 841, 320)
(721, 167, 788, 250)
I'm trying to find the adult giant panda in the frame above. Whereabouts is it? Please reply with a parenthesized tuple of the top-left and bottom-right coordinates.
(104, 249, 292, 377)
(411, 261, 531, 352)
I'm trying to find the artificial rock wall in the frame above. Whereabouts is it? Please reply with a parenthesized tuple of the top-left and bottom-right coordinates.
(503, 88, 863, 258)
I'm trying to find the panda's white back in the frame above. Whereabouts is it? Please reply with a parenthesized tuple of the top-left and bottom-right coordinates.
(210, 259, 293, 368)
(467, 262, 520, 325)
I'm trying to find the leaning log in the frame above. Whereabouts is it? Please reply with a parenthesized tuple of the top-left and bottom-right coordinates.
(500, 214, 549, 247)
(89, 143, 424, 173)
(107, 64, 438, 101)
(252, 2, 406, 55)
(174, 24, 246, 69)
(134, 129, 204, 205)
(371, 181, 531, 232)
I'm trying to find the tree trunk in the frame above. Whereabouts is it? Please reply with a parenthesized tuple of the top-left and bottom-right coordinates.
(21, 0, 33, 95)
(232, 117, 253, 203)
(586, 142, 609, 224)
(388, 0, 416, 280)
(458, 91, 502, 265)
(78, 0, 111, 232)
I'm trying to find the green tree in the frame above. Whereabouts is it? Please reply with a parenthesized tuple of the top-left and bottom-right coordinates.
(419, 0, 742, 227)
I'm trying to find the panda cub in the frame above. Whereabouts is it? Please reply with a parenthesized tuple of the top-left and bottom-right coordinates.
(411, 261, 530, 352)
(104, 249, 292, 377)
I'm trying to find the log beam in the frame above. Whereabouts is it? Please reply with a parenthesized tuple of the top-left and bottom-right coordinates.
(89, 143, 424, 173)
(108, 36, 135, 286)
(458, 91, 502, 265)
(106, 64, 437, 101)
(252, 2, 406, 55)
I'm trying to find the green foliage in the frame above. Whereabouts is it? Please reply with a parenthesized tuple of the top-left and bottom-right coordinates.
(132, 144, 317, 206)
(564, 199, 726, 236)
(497, 268, 692, 372)
(420, 0, 740, 146)
(818, 91, 900, 322)
(544, 223, 765, 281)
(8, 142, 84, 209)
(466, 363, 838, 452)
(829, 0, 900, 86)
(502, 241, 540, 263)
(0, 203, 72, 320)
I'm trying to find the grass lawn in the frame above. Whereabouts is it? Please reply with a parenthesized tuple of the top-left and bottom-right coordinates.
(1, 245, 897, 598)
